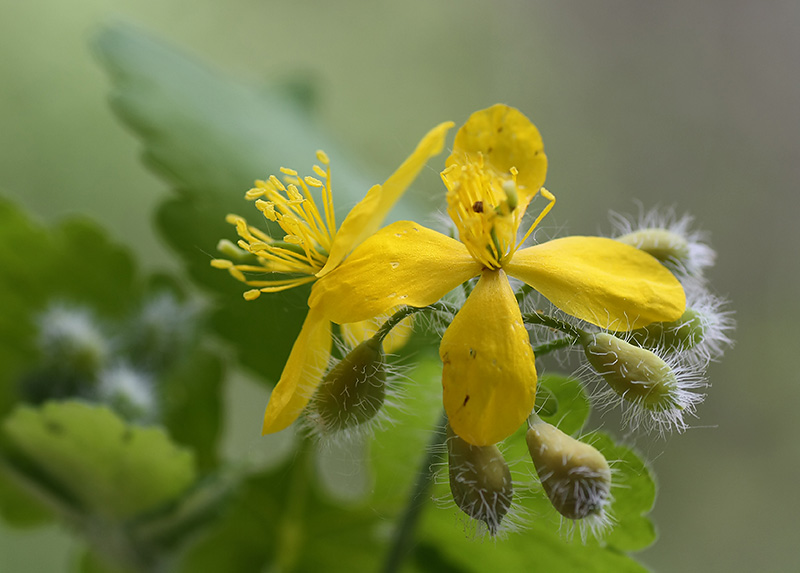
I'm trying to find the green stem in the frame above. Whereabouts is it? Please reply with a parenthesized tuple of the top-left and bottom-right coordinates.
(373, 303, 458, 344)
(382, 411, 448, 573)
(522, 310, 584, 339)
(532, 336, 578, 356)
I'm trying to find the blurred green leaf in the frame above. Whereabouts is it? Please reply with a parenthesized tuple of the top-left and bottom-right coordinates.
(1, 401, 196, 520)
(417, 504, 647, 573)
(0, 197, 141, 416)
(161, 350, 223, 472)
(369, 354, 444, 513)
(0, 470, 53, 527)
(91, 24, 381, 385)
(537, 374, 591, 436)
(176, 464, 391, 573)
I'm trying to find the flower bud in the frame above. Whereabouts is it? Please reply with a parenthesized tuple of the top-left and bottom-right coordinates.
(38, 305, 108, 378)
(526, 416, 611, 521)
(97, 364, 157, 422)
(616, 228, 690, 267)
(622, 308, 706, 353)
(309, 337, 386, 432)
(581, 332, 678, 411)
(447, 426, 513, 535)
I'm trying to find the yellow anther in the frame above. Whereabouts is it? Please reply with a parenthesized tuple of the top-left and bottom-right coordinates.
(284, 235, 303, 245)
(243, 289, 261, 301)
(304, 176, 323, 188)
(268, 175, 286, 192)
(313, 165, 327, 178)
(316, 150, 329, 164)
(225, 213, 243, 225)
(286, 185, 304, 202)
(210, 259, 233, 269)
(279, 167, 298, 177)
(245, 188, 265, 200)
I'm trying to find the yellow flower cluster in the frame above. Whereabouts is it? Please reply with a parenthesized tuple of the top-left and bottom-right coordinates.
(213, 104, 685, 447)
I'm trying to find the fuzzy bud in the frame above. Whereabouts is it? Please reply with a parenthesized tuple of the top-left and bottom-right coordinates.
(526, 416, 611, 520)
(310, 337, 386, 432)
(616, 228, 690, 268)
(582, 333, 678, 411)
(623, 308, 706, 353)
(97, 364, 157, 422)
(447, 426, 513, 535)
(37, 306, 108, 378)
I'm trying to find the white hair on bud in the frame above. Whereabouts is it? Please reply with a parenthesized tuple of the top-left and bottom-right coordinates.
(608, 205, 716, 281)
(580, 339, 707, 437)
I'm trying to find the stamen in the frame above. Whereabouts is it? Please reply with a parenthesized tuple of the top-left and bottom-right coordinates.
(518, 187, 556, 247)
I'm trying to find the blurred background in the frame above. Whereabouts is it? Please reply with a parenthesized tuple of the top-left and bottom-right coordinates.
(1, 0, 798, 571)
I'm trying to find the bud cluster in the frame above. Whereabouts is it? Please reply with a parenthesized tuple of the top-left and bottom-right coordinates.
(20, 293, 199, 423)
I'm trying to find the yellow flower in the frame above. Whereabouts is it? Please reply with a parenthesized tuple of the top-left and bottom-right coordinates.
(309, 104, 686, 446)
(212, 121, 454, 434)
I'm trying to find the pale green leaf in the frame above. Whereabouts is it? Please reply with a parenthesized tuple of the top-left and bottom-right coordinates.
(1, 401, 196, 520)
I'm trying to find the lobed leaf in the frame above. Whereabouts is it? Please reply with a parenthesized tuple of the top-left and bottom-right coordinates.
(1, 401, 196, 520)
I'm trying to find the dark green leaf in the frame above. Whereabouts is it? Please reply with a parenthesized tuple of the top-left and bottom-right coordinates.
(161, 349, 224, 471)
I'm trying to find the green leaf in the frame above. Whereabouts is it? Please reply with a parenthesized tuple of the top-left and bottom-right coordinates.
(537, 374, 591, 436)
(176, 464, 391, 573)
(417, 505, 647, 573)
(161, 349, 223, 472)
(0, 470, 53, 527)
(1, 401, 196, 520)
(584, 432, 657, 552)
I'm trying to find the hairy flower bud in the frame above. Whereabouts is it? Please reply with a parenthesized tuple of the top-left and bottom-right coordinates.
(447, 426, 513, 535)
(38, 305, 108, 378)
(616, 228, 690, 267)
(309, 337, 386, 432)
(526, 416, 611, 521)
(582, 332, 678, 410)
(581, 332, 705, 433)
(622, 308, 706, 353)
(97, 364, 156, 422)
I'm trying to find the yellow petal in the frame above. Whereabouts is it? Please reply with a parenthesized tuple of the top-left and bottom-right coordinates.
(317, 121, 454, 277)
(262, 306, 332, 434)
(310, 221, 482, 324)
(440, 269, 537, 446)
(340, 313, 414, 354)
(447, 104, 547, 198)
(506, 236, 686, 330)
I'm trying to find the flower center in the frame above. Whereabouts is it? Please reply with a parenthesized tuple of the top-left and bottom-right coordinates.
(211, 150, 338, 300)
(442, 155, 555, 269)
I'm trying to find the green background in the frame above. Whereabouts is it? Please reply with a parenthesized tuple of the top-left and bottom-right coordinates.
(1, 1, 797, 571)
